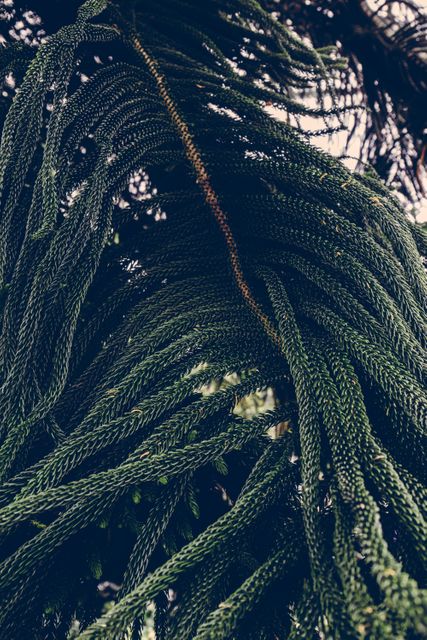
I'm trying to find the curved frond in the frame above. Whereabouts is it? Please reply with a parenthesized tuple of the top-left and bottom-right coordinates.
(0, 1, 425, 638)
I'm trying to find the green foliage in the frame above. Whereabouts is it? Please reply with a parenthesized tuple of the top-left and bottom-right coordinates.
(0, 0, 425, 638)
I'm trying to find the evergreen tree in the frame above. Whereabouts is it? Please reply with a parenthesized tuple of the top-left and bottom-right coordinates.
(265, 0, 427, 204)
(0, 1, 425, 638)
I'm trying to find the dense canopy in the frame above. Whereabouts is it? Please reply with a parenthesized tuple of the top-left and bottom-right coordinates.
(0, 1, 426, 638)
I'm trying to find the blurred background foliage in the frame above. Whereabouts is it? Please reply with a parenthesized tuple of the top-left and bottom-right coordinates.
(266, 0, 427, 211)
